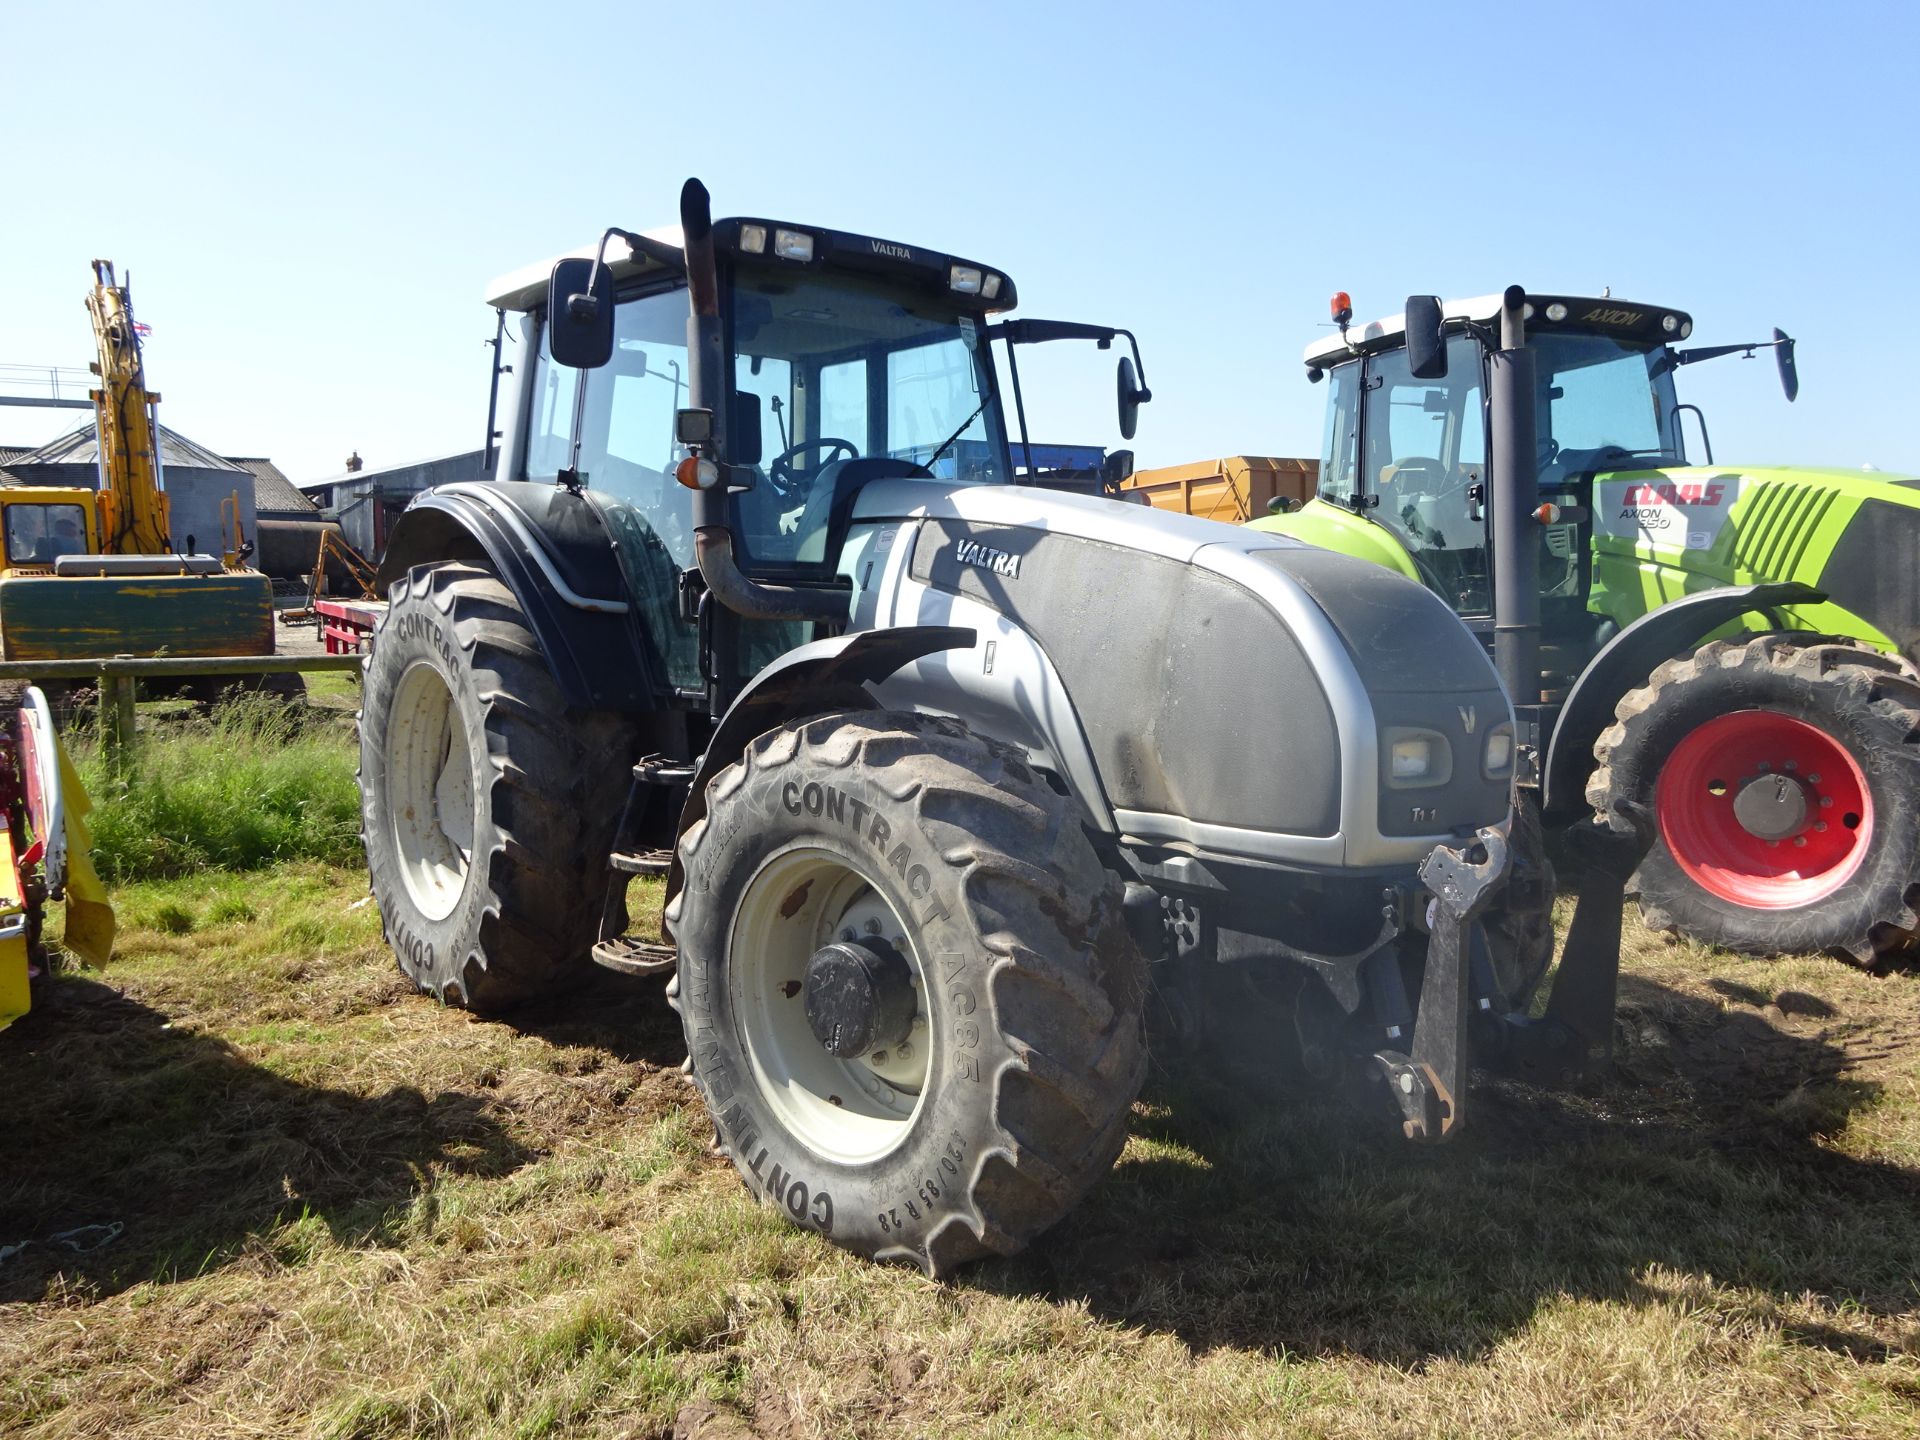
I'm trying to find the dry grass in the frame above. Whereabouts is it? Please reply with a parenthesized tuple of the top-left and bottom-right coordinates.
(3, 866, 1918, 1438)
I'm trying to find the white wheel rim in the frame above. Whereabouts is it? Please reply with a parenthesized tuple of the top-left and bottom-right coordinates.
(386, 661, 476, 922)
(730, 847, 931, 1164)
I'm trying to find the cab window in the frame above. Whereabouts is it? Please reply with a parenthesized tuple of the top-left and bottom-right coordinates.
(5, 503, 89, 564)
(1318, 362, 1360, 502)
(1361, 336, 1489, 615)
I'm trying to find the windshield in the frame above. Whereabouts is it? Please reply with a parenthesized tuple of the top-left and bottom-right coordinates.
(5, 502, 89, 564)
(727, 265, 1010, 567)
(1532, 332, 1683, 482)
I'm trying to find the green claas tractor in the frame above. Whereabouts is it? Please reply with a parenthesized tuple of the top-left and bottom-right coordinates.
(1254, 287, 1920, 962)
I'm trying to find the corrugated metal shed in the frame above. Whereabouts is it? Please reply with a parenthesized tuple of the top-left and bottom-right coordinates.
(12, 422, 249, 475)
(228, 456, 316, 517)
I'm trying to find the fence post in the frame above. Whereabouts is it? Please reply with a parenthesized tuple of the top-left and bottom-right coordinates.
(101, 658, 137, 777)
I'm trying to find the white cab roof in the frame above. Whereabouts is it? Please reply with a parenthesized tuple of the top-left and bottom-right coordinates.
(485, 224, 684, 312)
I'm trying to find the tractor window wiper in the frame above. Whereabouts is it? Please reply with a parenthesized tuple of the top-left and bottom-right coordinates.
(923, 397, 989, 469)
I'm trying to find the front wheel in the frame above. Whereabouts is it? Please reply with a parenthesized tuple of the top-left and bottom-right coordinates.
(666, 710, 1147, 1276)
(1589, 636, 1920, 962)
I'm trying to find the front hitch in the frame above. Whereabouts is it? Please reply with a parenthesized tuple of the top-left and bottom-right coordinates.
(1486, 805, 1656, 1086)
(1374, 826, 1511, 1142)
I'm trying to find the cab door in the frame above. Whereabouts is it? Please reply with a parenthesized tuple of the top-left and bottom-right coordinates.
(1359, 337, 1491, 617)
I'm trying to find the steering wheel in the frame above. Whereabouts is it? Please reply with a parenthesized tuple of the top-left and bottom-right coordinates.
(1537, 436, 1561, 471)
(768, 437, 859, 500)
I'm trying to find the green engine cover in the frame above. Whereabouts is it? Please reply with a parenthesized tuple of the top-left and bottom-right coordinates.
(0, 571, 276, 661)
(1253, 466, 1920, 663)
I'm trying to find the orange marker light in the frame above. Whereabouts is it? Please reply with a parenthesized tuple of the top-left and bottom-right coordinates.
(1534, 502, 1561, 524)
(676, 455, 718, 491)
(1330, 291, 1353, 326)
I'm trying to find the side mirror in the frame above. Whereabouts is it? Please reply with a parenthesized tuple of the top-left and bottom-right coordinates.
(1774, 328, 1799, 403)
(1405, 295, 1447, 379)
(1117, 356, 1151, 441)
(547, 257, 615, 369)
(1101, 448, 1135, 493)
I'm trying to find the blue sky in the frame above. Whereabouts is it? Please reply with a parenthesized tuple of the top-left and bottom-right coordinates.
(4, 1, 1914, 481)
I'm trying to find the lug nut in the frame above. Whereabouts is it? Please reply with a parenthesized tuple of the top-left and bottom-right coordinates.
(1784, 760, 1796, 771)
(1814, 821, 1828, 832)
(1821, 796, 1834, 808)
(1807, 774, 1822, 784)
(1793, 836, 1808, 847)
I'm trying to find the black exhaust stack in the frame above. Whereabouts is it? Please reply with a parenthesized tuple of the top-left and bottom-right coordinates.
(679, 178, 846, 629)
(1487, 286, 1542, 756)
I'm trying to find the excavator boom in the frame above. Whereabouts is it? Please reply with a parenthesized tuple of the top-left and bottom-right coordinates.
(84, 261, 172, 555)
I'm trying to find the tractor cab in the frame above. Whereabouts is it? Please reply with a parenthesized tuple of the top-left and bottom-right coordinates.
(1272, 292, 1806, 685)
(480, 216, 1023, 695)
(1290, 295, 1704, 630)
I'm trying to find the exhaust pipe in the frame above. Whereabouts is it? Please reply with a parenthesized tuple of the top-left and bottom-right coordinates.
(1488, 285, 1541, 743)
(680, 178, 846, 625)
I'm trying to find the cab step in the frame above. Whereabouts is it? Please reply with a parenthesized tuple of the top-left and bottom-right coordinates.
(590, 935, 677, 976)
(609, 848, 674, 876)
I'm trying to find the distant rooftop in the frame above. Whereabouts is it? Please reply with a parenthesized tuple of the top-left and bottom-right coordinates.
(0, 423, 316, 514)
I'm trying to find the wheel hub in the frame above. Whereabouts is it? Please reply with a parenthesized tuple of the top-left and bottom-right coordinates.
(804, 938, 917, 1060)
(1732, 771, 1810, 841)
(1656, 708, 1873, 909)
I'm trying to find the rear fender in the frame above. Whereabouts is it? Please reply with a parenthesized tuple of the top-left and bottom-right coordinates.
(377, 483, 659, 711)
(1541, 580, 1824, 817)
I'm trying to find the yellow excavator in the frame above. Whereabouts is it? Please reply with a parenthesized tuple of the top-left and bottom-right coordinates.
(0, 262, 273, 661)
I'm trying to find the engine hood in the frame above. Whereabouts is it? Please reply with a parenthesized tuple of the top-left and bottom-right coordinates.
(849, 479, 1513, 870)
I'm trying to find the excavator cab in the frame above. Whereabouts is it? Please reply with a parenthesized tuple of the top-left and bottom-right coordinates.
(0, 492, 99, 575)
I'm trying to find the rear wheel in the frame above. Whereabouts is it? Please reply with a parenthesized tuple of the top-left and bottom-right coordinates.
(359, 561, 633, 1011)
(1590, 636, 1920, 962)
(666, 710, 1147, 1276)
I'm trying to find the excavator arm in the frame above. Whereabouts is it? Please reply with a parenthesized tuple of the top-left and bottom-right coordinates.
(85, 261, 172, 555)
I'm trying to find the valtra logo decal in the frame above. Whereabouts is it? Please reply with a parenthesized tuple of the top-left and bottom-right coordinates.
(953, 538, 1022, 578)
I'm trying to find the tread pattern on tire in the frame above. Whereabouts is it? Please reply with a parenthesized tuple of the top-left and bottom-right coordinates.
(1588, 633, 1920, 962)
(665, 709, 1147, 1277)
(359, 561, 633, 1010)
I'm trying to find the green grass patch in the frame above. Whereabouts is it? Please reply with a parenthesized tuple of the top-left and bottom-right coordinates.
(74, 695, 361, 881)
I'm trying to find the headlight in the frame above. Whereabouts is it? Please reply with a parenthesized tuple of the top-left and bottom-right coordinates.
(1483, 724, 1514, 777)
(772, 228, 814, 262)
(1384, 728, 1451, 788)
(1391, 737, 1435, 780)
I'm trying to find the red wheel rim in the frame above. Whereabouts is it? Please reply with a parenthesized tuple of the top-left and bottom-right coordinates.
(1656, 709, 1872, 908)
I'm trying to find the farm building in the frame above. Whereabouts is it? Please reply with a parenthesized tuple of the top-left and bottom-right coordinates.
(298, 448, 485, 562)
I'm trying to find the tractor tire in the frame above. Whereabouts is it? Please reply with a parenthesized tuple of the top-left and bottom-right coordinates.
(358, 561, 633, 1012)
(1589, 635, 1920, 963)
(666, 709, 1148, 1277)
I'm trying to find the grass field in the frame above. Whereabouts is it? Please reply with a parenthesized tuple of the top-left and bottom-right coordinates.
(3, 711, 1918, 1438)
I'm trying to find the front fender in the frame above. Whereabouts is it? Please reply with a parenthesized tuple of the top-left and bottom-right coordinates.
(667, 625, 975, 903)
(1541, 580, 1824, 817)
(378, 483, 660, 711)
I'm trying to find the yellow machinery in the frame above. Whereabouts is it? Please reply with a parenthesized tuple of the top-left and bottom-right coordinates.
(1121, 455, 1318, 523)
(0, 264, 274, 661)
(0, 686, 113, 1031)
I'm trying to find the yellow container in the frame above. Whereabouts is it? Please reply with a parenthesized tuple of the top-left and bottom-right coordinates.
(1122, 456, 1318, 524)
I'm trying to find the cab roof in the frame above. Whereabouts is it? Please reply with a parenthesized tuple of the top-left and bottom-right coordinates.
(1302, 293, 1694, 369)
(486, 219, 1017, 315)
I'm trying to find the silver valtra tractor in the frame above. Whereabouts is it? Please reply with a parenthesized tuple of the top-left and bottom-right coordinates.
(357, 180, 1628, 1276)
